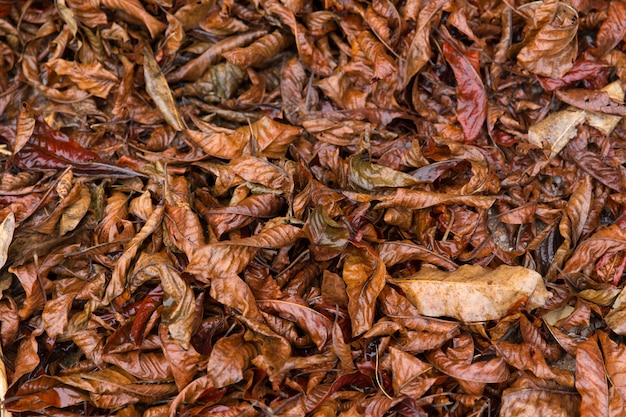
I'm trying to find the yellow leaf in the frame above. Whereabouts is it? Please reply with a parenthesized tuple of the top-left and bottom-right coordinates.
(0, 212, 15, 270)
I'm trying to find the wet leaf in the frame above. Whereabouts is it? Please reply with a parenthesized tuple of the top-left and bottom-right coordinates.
(442, 34, 487, 142)
(516, 0, 578, 79)
(206, 333, 257, 388)
(342, 242, 387, 336)
(575, 335, 608, 417)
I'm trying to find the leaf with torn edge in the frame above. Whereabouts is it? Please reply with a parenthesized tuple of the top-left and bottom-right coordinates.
(527, 81, 624, 158)
(392, 265, 551, 322)
(556, 88, 626, 116)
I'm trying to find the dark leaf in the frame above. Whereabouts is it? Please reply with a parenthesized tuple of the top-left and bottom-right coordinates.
(442, 34, 487, 142)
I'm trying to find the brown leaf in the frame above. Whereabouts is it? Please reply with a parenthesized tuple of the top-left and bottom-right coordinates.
(599, 331, 626, 401)
(102, 351, 173, 381)
(143, 49, 185, 131)
(377, 240, 458, 271)
(389, 346, 431, 394)
(206, 333, 257, 388)
(556, 88, 626, 117)
(373, 188, 496, 210)
(207, 193, 284, 237)
(496, 342, 573, 387)
(103, 204, 165, 307)
(403, 0, 448, 87)
(576, 335, 608, 417)
(442, 34, 487, 142)
(516, 0, 578, 79)
(11, 336, 40, 385)
(99, 0, 167, 38)
(258, 298, 333, 350)
(428, 348, 508, 384)
(48, 59, 119, 98)
(342, 242, 387, 336)
(592, 1, 626, 58)
(0, 211, 15, 269)
(223, 30, 293, 68)
(304, 205, 349, 261)
(500, 374, 581, 417)
(563, 223, 626, 277)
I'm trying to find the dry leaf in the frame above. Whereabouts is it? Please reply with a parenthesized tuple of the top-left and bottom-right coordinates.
(393, 265, 551, 322)
(143, 49, 185, 131)
(527, 81, 624, 158)
(0, 212, 15, 269)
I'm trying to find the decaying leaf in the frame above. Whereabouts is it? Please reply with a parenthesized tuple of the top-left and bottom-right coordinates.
(2, 0, 626, 415)
(393, 265, 551, 322)
(527, 81, 625, 157)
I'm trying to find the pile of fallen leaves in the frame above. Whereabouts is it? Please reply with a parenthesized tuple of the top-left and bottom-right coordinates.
(0, 0, 626, 415)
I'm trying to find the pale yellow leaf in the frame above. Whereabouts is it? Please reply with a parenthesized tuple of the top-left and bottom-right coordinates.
(392, 265, 551, 322)
(0, 212, 15, 270)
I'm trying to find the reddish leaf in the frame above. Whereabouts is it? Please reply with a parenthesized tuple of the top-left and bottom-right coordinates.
(442, 35, 487, 142)
(9, 111, 138, 177)
(592, 1, 626, 58)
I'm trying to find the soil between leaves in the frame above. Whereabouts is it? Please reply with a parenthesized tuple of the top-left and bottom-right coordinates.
(0, 0, 626, 416)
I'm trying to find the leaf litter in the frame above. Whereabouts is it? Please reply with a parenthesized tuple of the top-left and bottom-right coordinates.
(0, 0, 625, 416)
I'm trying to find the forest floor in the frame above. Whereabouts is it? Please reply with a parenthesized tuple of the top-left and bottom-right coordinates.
(1, 0, 626, 416)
